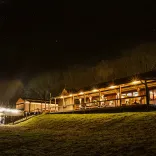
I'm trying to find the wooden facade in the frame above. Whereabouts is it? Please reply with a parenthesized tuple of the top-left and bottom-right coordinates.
(54, 71, 156, 112)
(16, 71, 156, 113)
(16, 98, 58, 113)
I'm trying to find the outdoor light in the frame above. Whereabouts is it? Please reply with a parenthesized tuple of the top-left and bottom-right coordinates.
(132, 80, 140, 85)
(0, 108, 6, 112)
(60, 96, 64, 98)
(69, 94, 73, 97)
(0, 108, 20, 114)
(92, 89, 98, 92)
(150, 91, 153, 94)
(79, 92, 84, 95)
(10, 109, 19, 113)
(109, 85, 116, 89)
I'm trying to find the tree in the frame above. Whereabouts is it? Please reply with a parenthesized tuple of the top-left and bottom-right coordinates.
(24, 72, 62, 99)
(0, 80, 24, 108)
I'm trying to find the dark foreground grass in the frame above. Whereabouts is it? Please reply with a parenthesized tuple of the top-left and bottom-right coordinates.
(1, 112, 156, 156)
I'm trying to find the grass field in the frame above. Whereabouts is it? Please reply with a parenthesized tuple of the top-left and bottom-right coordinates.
(1, 112, 156, 156)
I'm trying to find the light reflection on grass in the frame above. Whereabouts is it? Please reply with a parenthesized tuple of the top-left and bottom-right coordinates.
(1, 112, 156, 155)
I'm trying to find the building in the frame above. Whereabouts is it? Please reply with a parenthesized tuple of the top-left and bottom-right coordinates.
(16, 98, 58, 113)
(53, 70, 156, 112)
(16, 70, 156, 113)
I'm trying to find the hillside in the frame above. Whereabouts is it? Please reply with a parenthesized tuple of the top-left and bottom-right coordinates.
(1, 112, 156, 156)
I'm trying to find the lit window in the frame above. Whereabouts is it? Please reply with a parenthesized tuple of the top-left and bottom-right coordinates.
(133, 92, 139, 96)
(150, 91, 153, 94)
(121, 94, 126, 98)
(92, 89, 98, 92)
(132, 80, 140, 85)
(127, 93, 132, 97)
(79, 92, 84, 95)
(109, 85, 116, 89)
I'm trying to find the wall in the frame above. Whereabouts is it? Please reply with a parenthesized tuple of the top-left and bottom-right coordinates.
(16, 103, 24, 110)
(57, 97, 74, 112)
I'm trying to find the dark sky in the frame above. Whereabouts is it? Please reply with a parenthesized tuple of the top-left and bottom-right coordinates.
(0, 1, 156, 79)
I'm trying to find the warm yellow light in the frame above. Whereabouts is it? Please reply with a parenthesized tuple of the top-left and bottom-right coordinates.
(60, 96, 64, 98)
(109, 85, 116, 89)
(69, 94, 73, 97)
(92, 89, 98, 92)
(150, 91, 153, 94)
(132, 80, 140, 85)
(79, 92, 84, 95)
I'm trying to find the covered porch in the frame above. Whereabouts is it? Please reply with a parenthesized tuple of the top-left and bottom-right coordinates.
(54, 79, 156, 112)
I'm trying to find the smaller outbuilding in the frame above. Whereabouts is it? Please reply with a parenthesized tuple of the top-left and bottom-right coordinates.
(16, 98, 58, 113)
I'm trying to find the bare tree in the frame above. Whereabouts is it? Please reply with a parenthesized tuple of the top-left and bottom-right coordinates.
(24, 72, 62, 99)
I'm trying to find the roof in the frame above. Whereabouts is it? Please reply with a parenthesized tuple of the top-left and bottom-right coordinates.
(25, 98, 50, 103)
(16, 98, 51, 104)
(61, 88, 69, 96)
(67, 70, 156, 93)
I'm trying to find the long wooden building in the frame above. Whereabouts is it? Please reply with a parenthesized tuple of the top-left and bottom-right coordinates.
(16, 98, 58, 113)
(16, 70, 156, 113)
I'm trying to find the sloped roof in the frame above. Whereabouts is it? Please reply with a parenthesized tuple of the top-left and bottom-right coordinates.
(74, 70, 156, 93)
(16, 98, 50, 104)
(61, 88, 69, 96)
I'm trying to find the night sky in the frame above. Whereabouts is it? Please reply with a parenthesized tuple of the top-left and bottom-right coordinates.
(0, 1, 156, 79)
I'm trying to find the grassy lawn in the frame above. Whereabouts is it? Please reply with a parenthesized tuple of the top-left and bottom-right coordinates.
(1, 112, 156, 156)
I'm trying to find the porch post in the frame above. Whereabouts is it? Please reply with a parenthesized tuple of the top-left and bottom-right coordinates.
(49, 93, 51, 112)
(84, 94, 86, 108)
(119, 85, 122, 107)
(24, 100, 26, 112)
(84, 94, 86, 103)
(41, 103, 43, 112)
(145, 80, 150, 110)
(63, 97, 65, 110)
(29, 102, 31, 113)
(45, 101, 46, 112)
(72, 96, 74, 104)
(63, 97, 65, 106)
(99, 90, 101, 107)
(89, 96, 92, 103)
(44, 91, 46, 112)
(72, 96, 75, 110)
(79, 98, 82, 109)
(55, 98, 57, 112)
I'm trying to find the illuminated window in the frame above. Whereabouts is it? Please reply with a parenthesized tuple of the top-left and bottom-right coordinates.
(133, 92, 139, 97)
(104, 97, 107, 100)
(79, 92, 84, 95)
(92, 89, 98, 92)
(150, 91, 154, 100)
(121, 94, 126, 98)
(150, 90, 156, 100)
(127, 93, 132, 97)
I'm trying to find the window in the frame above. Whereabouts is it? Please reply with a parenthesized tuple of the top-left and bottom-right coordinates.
(150, 90, 156, 100)
(150, 91, 154, 100)
(121, 94, 126, 98)
(127, 93, 132, 97)
(133, 92, 139, 97)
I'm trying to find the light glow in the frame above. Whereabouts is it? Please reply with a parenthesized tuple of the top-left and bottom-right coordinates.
(109, 85, 116, 89)
(79, 92, 84, 95)
(150, 91, 153, 94)
(60, 96, 64, 98)
(132, 80, 140, 85)
(0, 107, 20, 114)
(133, 92, 139, 96)
(92, 89, 98, 92)
(69, 94, 73, 97)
